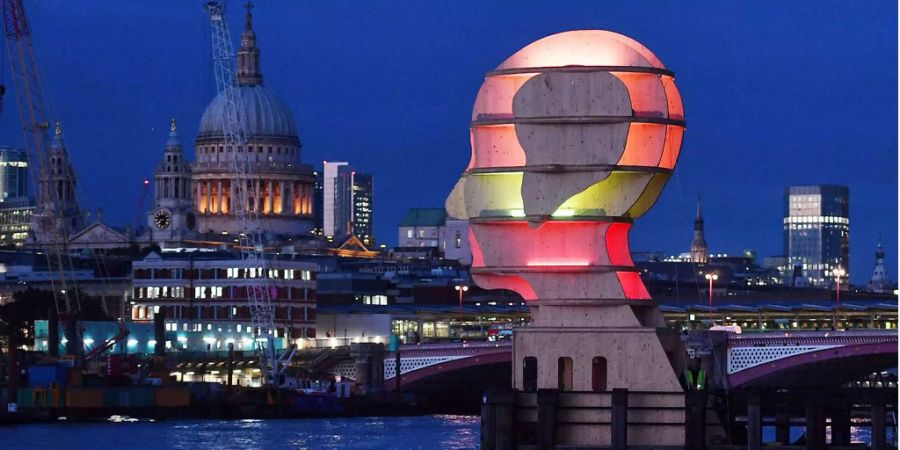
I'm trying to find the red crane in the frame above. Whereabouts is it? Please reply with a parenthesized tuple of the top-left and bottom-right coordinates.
(135, 179, 150, 230)
(2, 0, 80, 315)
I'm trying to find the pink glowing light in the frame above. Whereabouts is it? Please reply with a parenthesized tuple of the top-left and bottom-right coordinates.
(526, 260, 591, 267)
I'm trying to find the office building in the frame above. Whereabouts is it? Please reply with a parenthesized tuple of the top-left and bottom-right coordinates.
(782, 185, 849, 287)
(0, 147, 34, 247)
(319, 161, 374, 243)
(130, 249, 318, 350)
(336, 170, 373, 245)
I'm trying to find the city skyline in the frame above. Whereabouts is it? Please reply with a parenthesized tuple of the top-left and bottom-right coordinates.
(0, 1, 894, 283)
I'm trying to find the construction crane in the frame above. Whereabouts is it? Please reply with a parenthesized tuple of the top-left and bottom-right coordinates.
(204, 1, 294, 387)
(2, 0, 81, 319)
(135, 179, 150, 230)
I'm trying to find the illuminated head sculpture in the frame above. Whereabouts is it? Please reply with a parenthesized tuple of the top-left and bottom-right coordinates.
(446, 30, 684, 302)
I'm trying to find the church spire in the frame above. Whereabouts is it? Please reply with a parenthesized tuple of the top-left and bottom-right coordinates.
(869, 233, 890, 293)
(690, 196, 709, 264)
(694, 195, 703, 230)
(237, 1, 263, 86)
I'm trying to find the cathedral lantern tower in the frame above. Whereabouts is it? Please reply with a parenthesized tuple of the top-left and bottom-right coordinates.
(148, 118, 195, 244)
(192, 3, 315, 237)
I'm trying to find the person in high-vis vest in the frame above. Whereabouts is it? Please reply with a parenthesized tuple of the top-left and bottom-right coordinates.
(682, 357, 707, 391)
(683, 357, 708, 449)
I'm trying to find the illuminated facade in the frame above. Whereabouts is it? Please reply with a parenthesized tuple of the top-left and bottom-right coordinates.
(317, 162, 374, 243)
(447, 30, 686, 446)
(781, 185, 849, 287)
(0, 147, 33, 247)
(130, 250, 317, 350)
(336, 169, 374, 245)
(192, 7, 315, 237)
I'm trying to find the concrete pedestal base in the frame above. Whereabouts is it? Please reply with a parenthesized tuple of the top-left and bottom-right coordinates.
(512, 301, 686, 448)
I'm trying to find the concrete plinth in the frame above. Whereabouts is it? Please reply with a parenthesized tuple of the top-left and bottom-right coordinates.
(513, 302, 685, 448)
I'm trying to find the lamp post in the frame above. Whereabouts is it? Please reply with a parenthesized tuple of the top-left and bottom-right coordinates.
(454, 285, 469, 309)
(704, 273, 718, 308)
(832, 267, 845, 329)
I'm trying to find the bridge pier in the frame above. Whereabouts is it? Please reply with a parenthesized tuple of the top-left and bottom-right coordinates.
(804, 398, 826, 450)
(536, 389, 558, 450)
(746, 392, 761, 450)
(481, 388, 516, 450)
(830, 406, 851, 447)
(774, 401, 790, 445)
(350, 343, 384, 393)
(872, 395, 886, 450)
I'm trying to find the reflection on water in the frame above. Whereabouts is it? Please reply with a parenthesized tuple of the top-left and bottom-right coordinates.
(4, 415, 480, 450)
(762, 424, 897, 446)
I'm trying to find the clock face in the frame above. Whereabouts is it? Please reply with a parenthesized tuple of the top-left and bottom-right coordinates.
(154, 210, 171, 230)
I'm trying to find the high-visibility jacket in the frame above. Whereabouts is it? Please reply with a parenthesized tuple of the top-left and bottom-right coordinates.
(683, 368, 706, 391)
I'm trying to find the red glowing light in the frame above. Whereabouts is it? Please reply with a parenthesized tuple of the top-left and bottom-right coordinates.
(605, 222, 633, 266)
(143, 179, 150, 185)
(617, 271, 650, 299)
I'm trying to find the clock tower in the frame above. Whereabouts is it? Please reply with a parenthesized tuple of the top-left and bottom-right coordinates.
(148, 118, 196, 246)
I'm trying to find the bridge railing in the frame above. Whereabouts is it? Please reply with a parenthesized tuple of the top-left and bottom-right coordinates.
(728, 330, 898, 348)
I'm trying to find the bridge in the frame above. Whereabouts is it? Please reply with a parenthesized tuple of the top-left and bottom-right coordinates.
(721, 330, 898, 389)
(322, 330, 897, 391)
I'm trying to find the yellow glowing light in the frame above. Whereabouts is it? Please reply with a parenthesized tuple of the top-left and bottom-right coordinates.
(551, 208, 575, 217)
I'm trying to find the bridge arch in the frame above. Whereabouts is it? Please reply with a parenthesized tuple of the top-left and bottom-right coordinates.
(729, 341, 897, 389)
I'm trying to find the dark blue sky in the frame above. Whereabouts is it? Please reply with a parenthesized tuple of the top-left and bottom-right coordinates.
(2, 1, 896, 284)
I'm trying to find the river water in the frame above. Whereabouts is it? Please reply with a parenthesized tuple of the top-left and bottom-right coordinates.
(2, 415, 481, 449)
(4, 415, 892, 448)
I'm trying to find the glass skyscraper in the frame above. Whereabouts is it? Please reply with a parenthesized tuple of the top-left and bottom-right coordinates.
(335, 168, 374, 245)
(0, 147, 34, 247)
(781, 185, 849, 287)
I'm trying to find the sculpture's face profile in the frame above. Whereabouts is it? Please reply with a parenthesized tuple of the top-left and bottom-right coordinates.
(446, 30, 684, 302)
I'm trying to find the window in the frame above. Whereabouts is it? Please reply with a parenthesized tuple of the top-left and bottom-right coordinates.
(558, 357, 573, 391)
(523, 357, 537, 392)
(418, 229, 426, 238)
(591, 357, 607, 392)
(455, 231, 461, 248)
(406, 229, 413, 239)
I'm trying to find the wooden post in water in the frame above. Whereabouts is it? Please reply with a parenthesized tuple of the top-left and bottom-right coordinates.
(611, 388, 628, 450)
(227, 342, 234, 389)
(747, 392, 761, 450)
(872, 395, 886, 450)
(536, 388, 558, 450)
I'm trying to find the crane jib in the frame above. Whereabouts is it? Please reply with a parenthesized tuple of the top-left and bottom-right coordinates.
(204, 1, 290, 387)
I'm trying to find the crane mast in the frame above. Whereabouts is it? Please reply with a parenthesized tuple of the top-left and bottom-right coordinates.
(204, 1, 290, 386)
(2, 0, 80, 316)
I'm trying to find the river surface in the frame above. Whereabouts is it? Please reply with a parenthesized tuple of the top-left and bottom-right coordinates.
(2, 415, 481, 449)
(4, 415, 892, 448)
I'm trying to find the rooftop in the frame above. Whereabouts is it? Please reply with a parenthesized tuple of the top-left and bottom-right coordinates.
(398, 208, 447, 227)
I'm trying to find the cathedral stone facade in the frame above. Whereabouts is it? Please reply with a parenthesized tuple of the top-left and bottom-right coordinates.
(147, 7, 314, 246)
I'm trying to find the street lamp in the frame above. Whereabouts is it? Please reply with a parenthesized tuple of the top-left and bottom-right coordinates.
(454, 285, 469, 309)
(704, 273, 718, 308)
(832, 267, 846, 328)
